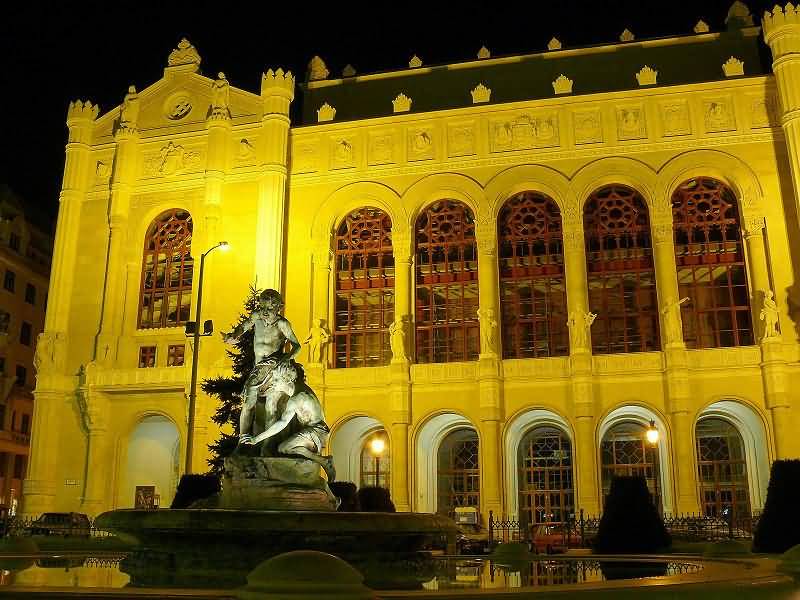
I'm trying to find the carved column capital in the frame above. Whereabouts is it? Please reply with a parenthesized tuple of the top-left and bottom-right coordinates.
(743, 215, 766, 237)
(475, 222, 497, 256)
(651, 219, 674, 245)
(391, 228, 413, 261)
(561, 225, 584, 253)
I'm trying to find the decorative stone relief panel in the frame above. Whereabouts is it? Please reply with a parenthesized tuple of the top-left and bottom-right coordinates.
(491, 111, 559, 152)
(688, 347, 761, 369)
(142, 142, 204, 177)
(411, 362, 477, 384)
(616, 105, 647, 140)
(163, 91, 194, 121)
(748, 94, 778, 129)
(408, 127, 435, 161)
(325, 366, 389, 389)
(447, 122, 476, 157)
(293, 141, 319, 173)
(235, 138, 257, 166)
(660, 100, 691, 136)
(95, 160, 112, 182)
(703, 97, 736, 133)
(573, 109, 603, 144)
(368, 131, 397, 165)
(503, 357, 569, 379)
(593, 352, 662, 374)
(331, 136, 357, 169)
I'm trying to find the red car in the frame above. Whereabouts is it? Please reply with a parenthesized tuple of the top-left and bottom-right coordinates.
(531, 523, 581, 554)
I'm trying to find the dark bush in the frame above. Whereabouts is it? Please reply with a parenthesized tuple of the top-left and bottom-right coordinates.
(357, 486, 396, 512)
(594, 476, 670, 553)
(170, 473, 221, 509)
(329, 481, 360, 512)
(753, 459, 800, 553)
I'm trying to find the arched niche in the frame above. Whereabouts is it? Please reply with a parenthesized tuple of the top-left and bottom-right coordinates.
(118, 415, 180, 508)
(329, 415, 385, 486)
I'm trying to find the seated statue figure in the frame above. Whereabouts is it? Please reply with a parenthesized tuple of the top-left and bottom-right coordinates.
(249, 360, 336, 482)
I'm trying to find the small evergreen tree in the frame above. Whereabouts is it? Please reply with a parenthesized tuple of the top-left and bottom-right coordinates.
(753, 459, 800, 553)
(595, 476, 670, 553)
(203, 285, 261, 475)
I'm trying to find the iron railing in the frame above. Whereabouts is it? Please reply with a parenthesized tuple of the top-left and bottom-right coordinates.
(2, 515, 113, 538)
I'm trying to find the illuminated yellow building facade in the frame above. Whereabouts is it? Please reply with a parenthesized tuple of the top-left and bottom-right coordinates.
(23, 3, 800, 526)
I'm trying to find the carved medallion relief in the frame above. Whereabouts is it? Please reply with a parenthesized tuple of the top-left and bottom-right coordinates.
(368, 132, 396, 165)
(408, 128, 435, 161)
(163, 92, 193, 121)
(491, 112, 559, 152)
(573, 109, 603, 144)
(616, 105, 646, 140)
(293, 141, 318, 173)
(331, 137, 357, 169)
(660, 101, 691, 136)
(447, 122, 476, 157)
(703, 98, 736, 132)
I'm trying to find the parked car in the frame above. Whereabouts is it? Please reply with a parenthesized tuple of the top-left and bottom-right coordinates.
(454, 507, 490, 555)
(26, 512, 91, 537)
(531, 523, 581, 554)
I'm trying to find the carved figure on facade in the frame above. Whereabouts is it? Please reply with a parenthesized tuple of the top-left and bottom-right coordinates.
(168, 38, 201, 68)
(704, 99, 735, 132)
(332, 138, 355, 167)
(617, 106, 646, 140)
(389, 316, 409, 361)
(95, 161, 111, 180)
(120, 85, 140, 130)
(477, 308, 498, 355)
(237, 139, 256, 163)
(567, 311, 596, 351)
(210, 72, 231, 120)
(493, 113, 559, 151)
(573, 110, 602, 144)
(34, 331, 66, 373)
(220, 289, 302, 446)
(448, 124, 475, 157)
(146, 142, 202, 177)
(409, 129, 433, 159)
(302, 318, 330, 363)
(760, 290, 780, 340)
(661, 101, 691, 136)
(661, 297, 690, 345)
(307, 56, 329, 81)
(369, 133, 394, 164)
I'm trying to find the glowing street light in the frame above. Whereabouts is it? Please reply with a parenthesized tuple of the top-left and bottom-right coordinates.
(184, 241, 229, 474)
(369, 435, 386, 488)
(646, 420, 659, 446)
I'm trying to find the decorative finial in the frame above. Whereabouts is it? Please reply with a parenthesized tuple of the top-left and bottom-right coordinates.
(317, 102, 336, 123)
(307, 56, 329, 81)
(471, 83, 491, 104)
(548, 37, 562, 50)
(342, 64, 356, 77)
(552, 74, 573, 95)
(167, 38, 201, 68)
(409, 55, 423, 68)
(392, 93, 412, 113)
(725, 1, 754, 27)
(694, 19, 710, 33)
(67, 100, 100, 122)
(620, 28, 635, 42)
(723, 56, 745, 77)
(636, 65, 658, 86)
(477, 46, 490, 59)
(120, 85, 140, 129)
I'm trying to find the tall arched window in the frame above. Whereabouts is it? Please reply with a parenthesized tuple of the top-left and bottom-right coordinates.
(138, 209, 193, 329)
(672, 178, 753, 348)
(359, 432, 390, 489)
(601, 421, 661, 512)
(585, 185, 660, 353)
(415, 200, 479, 363)
(437, 428, 480, 516)
(333, 208, 394, 368)
(696, 417, 751, 520)
(498, 193, 568, 358)
(518, 427, 574, 527)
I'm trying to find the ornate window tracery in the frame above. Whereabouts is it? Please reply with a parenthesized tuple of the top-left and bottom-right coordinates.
(600, 421, 662, 512)
(518, 427, 574, 527)
(498, 193, 568, 358)
(415, 200, 479, 363)
(437, 428, 480, 516)
(333, 208, 394, 368)
(138, 209, 193, 329)
(672, 178, 753, 348)
(695, 417, 751, 521)
(584, 185, 660, 353)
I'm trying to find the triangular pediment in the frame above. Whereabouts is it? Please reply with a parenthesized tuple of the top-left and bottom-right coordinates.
(94, 69, 261, 140)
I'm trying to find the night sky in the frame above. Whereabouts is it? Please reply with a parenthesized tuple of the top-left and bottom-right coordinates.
(0, 0, 776, 232)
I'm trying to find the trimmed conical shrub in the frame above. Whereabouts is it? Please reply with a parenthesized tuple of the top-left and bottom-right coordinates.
(170, 473, 221, 508)
(357, 486, 396, 512)
(595, 476, 670, 553)
(753, 459, 800, 553)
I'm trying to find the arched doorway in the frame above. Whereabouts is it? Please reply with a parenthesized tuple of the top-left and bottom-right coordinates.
(329, 415, 386, 486)
(518, 426, 574, 527)
(119, 415, 180, 508)
(600, 421, 662, 512)
(437, 428, 480, 516)
(695, 417, 751, 520)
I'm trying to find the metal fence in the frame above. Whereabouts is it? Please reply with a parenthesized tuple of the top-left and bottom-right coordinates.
(489, 509, 760, 548)
(2, 515, 113, 538)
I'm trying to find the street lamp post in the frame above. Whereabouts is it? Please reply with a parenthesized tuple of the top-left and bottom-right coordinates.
(184, 241, 228, 474)
(370, 436, 386, 488)
(645, 419, 660, 514)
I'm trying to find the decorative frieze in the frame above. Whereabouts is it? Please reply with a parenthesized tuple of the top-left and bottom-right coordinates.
(688, 347, 761, 369)
(593, 352, 662, 374)
(503, 357, 570, 379)
(660, 101, 691, 136)
(142, 142, 204, 177)
(703, 98, 736, 132)
(491, 111, 559, 152)
(411, 362, 477, 384)
(447, 122, 476, 157)
(616, 105, 647, 140)
(573, 109, 603, 144)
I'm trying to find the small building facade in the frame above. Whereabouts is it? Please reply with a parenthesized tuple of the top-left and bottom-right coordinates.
(24, 3, 800, 527)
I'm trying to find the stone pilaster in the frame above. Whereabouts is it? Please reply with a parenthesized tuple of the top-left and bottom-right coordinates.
(97, 125, 139, 365)
(311, 238, 333, 350)
(764, 5, 800, 232)
(388, 359, 411, 512)
(255, 69, 294, 291)
(79, 390, 110, 517)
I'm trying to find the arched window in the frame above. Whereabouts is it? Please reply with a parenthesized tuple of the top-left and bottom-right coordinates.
(696, 417, 751, 520)
(415, 200, 479, 363)
(359, 432, 390, 489)
(585, 185, 660, 353)
(672, 178, 753, 348)
(498, 193, 568, 358)
(437, 428, 480, 516)
(518, 427, 574, 527)
(138, 209, 193, 329)
(600, 421, 661, 512)
(333, 208, 394, 368)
